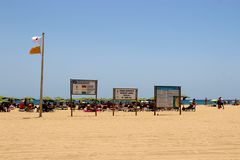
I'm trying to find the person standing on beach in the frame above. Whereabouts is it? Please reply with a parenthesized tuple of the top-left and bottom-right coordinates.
(192, 98, 197, 106)
(204, 98, 208, 105)
(217, 97, 224, 109)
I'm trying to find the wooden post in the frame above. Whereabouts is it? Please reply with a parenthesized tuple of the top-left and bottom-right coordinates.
(112, 101, 115, 116)
(39, 32, 45, 117)
(154, 105, 156, 116)
(154, 98, 157, 116)
(135, 102, 137, 116)
(113, 106, 115, 116)
(179, 87, 182, 115)
(95, 94, 97, 117)
(70, 94, 73, 117)
(135, 91, 138, 116)
(70, 79, 73, 117)
(112, 91, 115, 116)
(154, 86, 157, 116)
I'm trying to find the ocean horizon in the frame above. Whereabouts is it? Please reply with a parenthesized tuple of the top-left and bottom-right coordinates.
(14, 99, 237, 105)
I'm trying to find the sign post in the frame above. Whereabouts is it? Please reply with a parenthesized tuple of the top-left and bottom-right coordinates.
(112, 100, 115, 116)
(70, 92, 73, 117)
(135, 102, 137, 116)
(70, 79, 98, 117)
(95, 85, 98, 116)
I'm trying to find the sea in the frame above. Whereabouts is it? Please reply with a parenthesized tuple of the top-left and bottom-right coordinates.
(15, 99, 236, 105)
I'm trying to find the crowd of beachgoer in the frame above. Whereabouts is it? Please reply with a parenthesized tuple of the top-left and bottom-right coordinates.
(1, 97, 240, 113)
(74, 101, 156, 112)
(0, 97, 18, 112)
(0, 100, 156, 112)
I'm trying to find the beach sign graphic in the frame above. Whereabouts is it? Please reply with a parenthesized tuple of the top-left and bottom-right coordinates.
(70, 79, 97, 95)
(113, 88, 138, 100)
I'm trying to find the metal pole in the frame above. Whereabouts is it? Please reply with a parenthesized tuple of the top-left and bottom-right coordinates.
(39, 32, 45, 117)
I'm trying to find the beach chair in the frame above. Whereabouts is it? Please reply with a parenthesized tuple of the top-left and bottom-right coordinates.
(0, 104, 6, 112)
(25, 103, 35, 112)
(182, 105, 196, 112)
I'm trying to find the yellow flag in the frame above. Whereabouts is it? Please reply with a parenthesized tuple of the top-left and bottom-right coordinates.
(29, 46, 41, 54)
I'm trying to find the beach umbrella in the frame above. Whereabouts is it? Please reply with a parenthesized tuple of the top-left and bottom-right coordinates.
(22, 97, 35, 104)
(6, 97, 21, 103)
(0, 96, 6, 100)
(54, 97, 65, 102)
(0, 97, 20, 103)
(43, 96, 53, 101)
(98, 98, 112, 102)
(211, 99, 218, 102)
(54, 97, 66, 103)
(71, 98, 78, 101)
(43, 96, 54, 102)
(0, 96, 12, 100)
(5, 97, 20, 102)
(181, 94, 190, 100)
(23, 97, 35, 100)
(138, 98, 147, 102)
(9, 97, 20, 100)
(60, 99, 67, 103)
(0, 99, 10, 103)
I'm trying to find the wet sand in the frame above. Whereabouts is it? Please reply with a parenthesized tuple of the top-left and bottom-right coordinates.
(1, 105, 240, 160)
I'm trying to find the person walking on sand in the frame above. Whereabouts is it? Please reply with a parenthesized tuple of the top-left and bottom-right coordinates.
(217, 97, 224, 109)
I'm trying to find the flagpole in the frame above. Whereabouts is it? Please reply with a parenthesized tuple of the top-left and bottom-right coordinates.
(39, 32, 45, 117)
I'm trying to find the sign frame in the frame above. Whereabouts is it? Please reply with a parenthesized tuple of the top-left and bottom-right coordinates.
(154, 86, 181, 115)
(70, 79, 98, 96)
(70, 79, 98, 117)
(113, 88, 138, 100)
(112, 88, 138, 116)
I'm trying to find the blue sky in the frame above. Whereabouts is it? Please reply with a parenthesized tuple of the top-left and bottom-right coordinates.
(0, 0, 240, 99)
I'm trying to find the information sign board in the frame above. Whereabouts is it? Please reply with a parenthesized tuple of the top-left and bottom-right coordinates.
(70, 79, 97, 95)
(154, 86, 181, 108)
(113, 88, 138, 100)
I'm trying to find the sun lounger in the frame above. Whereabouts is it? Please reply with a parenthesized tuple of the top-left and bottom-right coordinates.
(182, 105, 196, 112)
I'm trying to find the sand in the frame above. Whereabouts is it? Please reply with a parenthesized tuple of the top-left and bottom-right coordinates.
(1, 105, 240, 160)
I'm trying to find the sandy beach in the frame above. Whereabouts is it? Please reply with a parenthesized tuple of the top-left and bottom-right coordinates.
(1, 105, 240, 160)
